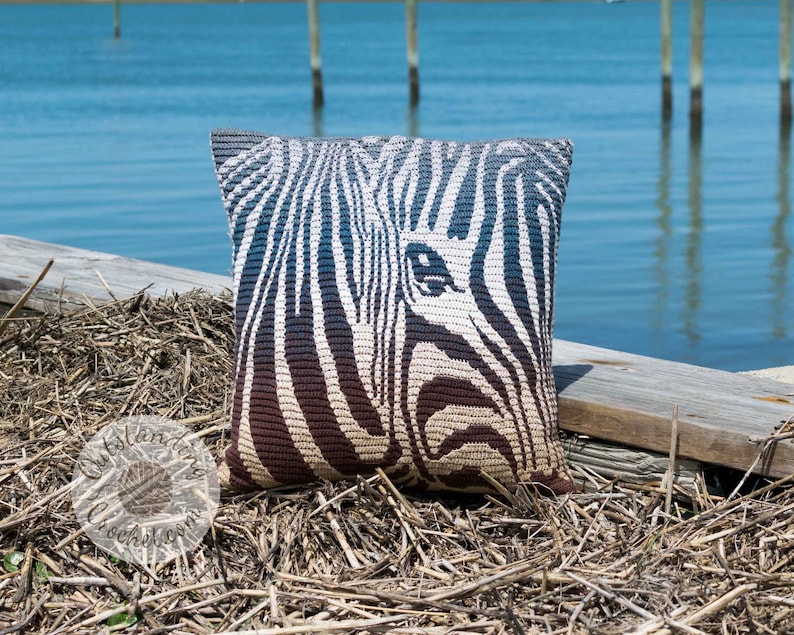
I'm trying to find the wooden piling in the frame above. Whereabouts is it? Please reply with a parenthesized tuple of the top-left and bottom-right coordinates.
(661, 0, 672, 118)
(781, 0, 792, 123)
(307, 0, 323, 107)
(689, 0, 704, 127)
(113, 0, 121, 39)
(406, 0, 419, 104)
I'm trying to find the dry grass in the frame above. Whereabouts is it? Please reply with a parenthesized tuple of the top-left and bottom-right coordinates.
(1, 290, 793, 634)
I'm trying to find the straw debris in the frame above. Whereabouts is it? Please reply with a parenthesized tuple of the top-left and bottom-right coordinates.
(1, 290, 793, 634)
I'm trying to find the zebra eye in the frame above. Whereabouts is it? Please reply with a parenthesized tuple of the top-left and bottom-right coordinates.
(405, 243, 456, 297)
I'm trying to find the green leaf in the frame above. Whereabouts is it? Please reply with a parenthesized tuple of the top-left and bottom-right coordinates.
(107, 611, 139, 627)
(3, 551, 24, 573)
(34, 560, 50, 580)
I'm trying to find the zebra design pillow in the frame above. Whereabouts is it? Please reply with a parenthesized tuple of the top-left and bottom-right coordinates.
(211, 129, 575, 494)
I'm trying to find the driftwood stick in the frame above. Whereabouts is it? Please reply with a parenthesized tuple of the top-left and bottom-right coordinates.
(0, 258, 53, 337)
(316, 492, 362, 569)
(629, 583, 756, 635)
(664, 404, 679, 515)
(47, 576, 110, 587)
(212, 616, 411, 635)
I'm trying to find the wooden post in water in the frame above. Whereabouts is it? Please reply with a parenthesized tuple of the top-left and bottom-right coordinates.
(113, 0, 121, 39)
(689, 0, 704, 128)
(781, 0, 792, 123)
(406, 0, 419, 104)
(307, 0, 324, 107)
(661, 0, 672, 118)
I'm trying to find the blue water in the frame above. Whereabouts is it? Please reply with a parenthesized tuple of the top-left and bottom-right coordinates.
(1, 1, 791, 371)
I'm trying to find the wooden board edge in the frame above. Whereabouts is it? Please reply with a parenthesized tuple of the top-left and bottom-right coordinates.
(558, 396, 794, 480)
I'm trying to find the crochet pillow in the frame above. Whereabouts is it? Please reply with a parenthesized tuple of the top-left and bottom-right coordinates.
(210, 129, 575, 494)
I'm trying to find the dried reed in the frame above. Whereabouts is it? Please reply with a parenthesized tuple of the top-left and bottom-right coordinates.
(1, 291, 793, 634)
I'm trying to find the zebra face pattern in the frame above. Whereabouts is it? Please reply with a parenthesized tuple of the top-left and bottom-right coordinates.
(211, 131, 575, 493)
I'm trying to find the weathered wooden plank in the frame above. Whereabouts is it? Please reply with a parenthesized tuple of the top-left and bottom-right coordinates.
(553, 341, 794, 479)
(2, 235, 792, 481)
(0, 234, 229, 312)
(563, 436, 700, 491)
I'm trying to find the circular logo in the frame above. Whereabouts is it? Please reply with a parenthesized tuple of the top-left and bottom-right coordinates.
(70, 415, 220, 566)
